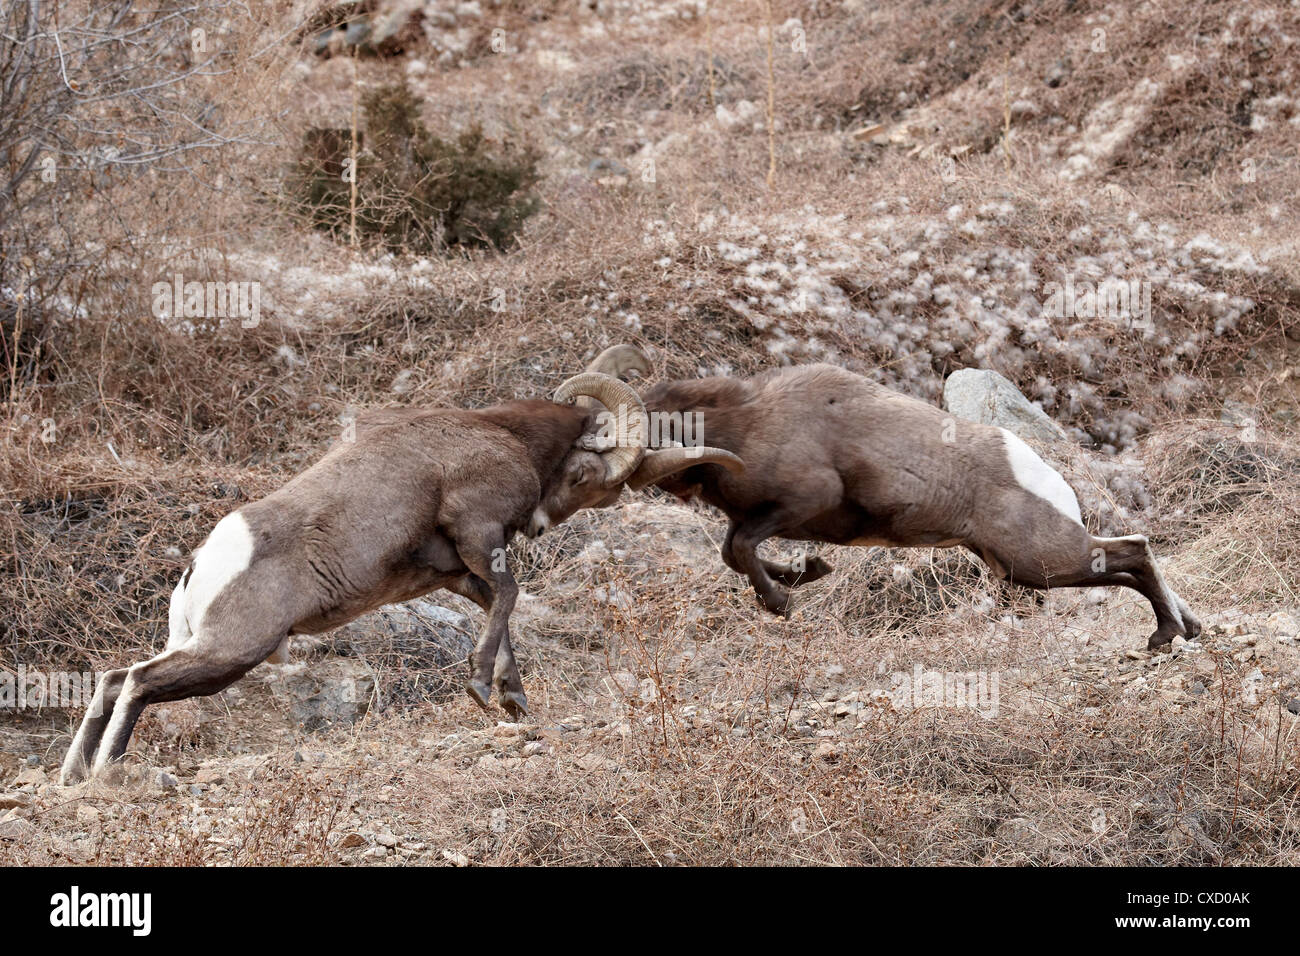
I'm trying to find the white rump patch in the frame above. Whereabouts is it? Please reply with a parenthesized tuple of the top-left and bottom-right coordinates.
(166, 578, 192, 650)
(998, 428, 1083, 526)
(186, 511, 255, 633)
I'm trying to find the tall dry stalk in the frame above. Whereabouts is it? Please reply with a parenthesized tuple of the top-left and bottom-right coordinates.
(704, 2, 716, 110)
(1001, 53, 1012, 172)
(349, 51, 360, 248)
(763, 0, 776, 189)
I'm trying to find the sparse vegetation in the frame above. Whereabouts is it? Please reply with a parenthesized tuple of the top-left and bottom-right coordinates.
(288, 83, 541, 253)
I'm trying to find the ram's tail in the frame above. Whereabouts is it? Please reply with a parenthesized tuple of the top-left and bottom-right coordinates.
(166, 563, 194, 650)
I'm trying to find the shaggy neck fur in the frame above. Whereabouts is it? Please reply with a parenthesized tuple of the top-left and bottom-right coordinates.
(478, 400, 591, 486)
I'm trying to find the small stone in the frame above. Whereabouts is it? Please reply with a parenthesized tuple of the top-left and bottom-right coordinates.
(814, 741, 839, 761)
(157, 772, 178, 790)
(13, 767, 46, 786)
(374, 831, 398, 848)
(1190, 681, 1207, 696)
(1263, 611, 1299, 637)
(361, 845, 388, 859)
(75, 804, 100, 823)
(25, 755, 40, 768)
(188, 785, 203, 798)
(441, 849, 470, 867)
(0, 815, 37, 841)
(0, 792, 31, 810)
(339, 832, 367, 849)
(1286, 698, 1300, 716)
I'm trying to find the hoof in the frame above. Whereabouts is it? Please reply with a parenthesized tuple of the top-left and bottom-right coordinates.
(761, 592, 792, 617)
(1147, 630, 1176, 653)
(1182, 614, 1202, 641)
(500, 691, 529, 721)
(59, 769, 84, 787)
(794, 556, 834, 585)
(465, 680, 492, 712)
(771, 557, 833, 588)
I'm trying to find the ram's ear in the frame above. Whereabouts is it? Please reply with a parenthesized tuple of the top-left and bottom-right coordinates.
(627, 446, 744, 491)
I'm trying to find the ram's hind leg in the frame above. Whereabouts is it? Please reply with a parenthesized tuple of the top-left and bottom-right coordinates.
(1090, 535, 1198, 649)
(60, 667, 129, 785)
(980, 531, 1193, 652)
(89, 643, 275, 779)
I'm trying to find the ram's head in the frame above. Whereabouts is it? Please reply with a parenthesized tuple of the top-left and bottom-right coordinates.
(525, 363, 743, 537)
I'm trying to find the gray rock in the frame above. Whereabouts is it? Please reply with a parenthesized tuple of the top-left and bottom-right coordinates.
(1287, 698, 1300, 716)
(943, 368, 1067, 444)
(24, 755, 39, 768)
(157, 771, 177, 790)
(273, 658, 378, 732)
(312, 28, 338, 54)
(0, 814, 37, 841)
(343, 19, 371, 46)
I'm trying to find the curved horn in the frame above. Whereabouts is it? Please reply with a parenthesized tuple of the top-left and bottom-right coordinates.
(586, 344, 651, 380)
(553, 372, 648, 486)
(626, 445, 745, 492)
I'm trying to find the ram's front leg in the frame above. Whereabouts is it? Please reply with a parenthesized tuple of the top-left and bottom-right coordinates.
(723, 518, 793, 615)
(453, 527, 528, 719)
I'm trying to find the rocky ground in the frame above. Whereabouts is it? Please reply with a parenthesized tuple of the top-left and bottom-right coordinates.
(4, 460, 1299, 864)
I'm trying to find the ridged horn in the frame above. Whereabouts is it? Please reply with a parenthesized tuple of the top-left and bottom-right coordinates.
(575, 345, 652, 410)
(586, 344, 652, 379)
(626, 445, 745, 492)
(553, 372, 648, 486)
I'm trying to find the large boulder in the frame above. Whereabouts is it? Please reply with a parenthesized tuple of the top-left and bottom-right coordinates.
(942, 368, 1066, 444)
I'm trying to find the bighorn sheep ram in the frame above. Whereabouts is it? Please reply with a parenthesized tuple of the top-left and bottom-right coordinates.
(60, 366, 741, 784)
(589, 345, 1200, 651)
